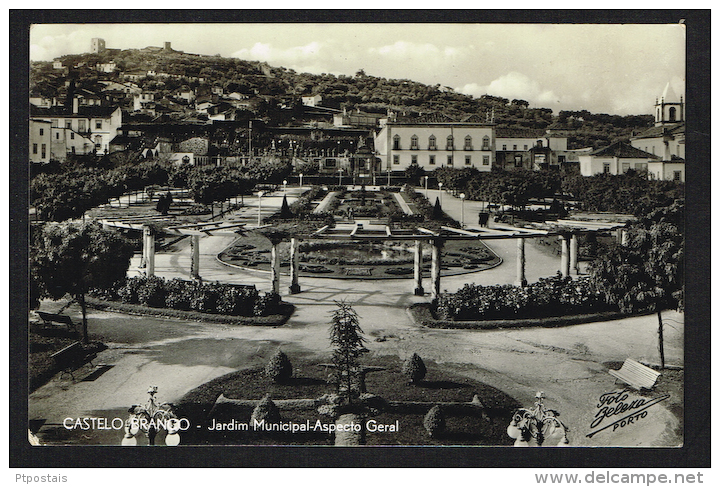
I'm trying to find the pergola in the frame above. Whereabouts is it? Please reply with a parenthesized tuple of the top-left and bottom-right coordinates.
(99, 216, 631, 298)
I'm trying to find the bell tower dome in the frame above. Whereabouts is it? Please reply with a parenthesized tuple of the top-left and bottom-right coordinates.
(655, 82, 684, 126)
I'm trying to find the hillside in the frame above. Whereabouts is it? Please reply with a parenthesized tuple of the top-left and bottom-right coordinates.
(30, 50, 654, 149)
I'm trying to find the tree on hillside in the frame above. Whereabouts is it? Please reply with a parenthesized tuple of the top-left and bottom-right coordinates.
(30, 222, 134, 343)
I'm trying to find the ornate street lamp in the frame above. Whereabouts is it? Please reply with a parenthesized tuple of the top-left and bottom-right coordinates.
(438, 182, 443, 206)
(507, 391, 569, 447)
(122, 386, 181, 446)
(283, 179, 288, 195)
(460, 193, 466, 228)
(423, 175, 429, 197)
(299, 173, 304, 187)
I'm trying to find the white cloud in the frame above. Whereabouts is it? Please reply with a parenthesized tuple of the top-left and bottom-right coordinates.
(458, 72, 573, 110)
(232, 41, 325, 65)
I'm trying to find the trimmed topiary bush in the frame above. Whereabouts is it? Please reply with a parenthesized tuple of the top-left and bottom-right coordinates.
(251, 394, 281, 425)
(402, 353, 427, 384)
(265, 350, 293, 383)
(424, 405, 446, 438)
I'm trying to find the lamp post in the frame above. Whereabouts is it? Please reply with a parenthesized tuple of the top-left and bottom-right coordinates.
(283, 179, 287, 195)
(299, 173, 303, 188)
(460, 192, 466, 228)
(122, 386, 181, 446)
(257, 190, 264, 226)
(338, 168, 343, 187)
(423, 175, 429, 197)
(438, 182, 443, 206)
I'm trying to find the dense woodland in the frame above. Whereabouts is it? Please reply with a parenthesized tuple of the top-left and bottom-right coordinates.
(31, 49, 654, 150)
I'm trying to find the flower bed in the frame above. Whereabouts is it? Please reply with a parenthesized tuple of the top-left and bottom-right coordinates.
(435, 273, 614, 321)
(89, 276, 282, 317)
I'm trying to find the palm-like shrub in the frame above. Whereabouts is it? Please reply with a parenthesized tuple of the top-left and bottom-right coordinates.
(251, 394, 281, 425)
(423, 405, 446, 438)
(265, 350, 293, 383)
(402, 353, 427, 384)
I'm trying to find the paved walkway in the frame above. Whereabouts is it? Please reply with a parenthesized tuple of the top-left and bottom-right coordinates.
(29, 186, 684, 447)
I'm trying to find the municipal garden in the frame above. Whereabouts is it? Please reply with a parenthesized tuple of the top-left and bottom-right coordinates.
(28, 159, 685, 447)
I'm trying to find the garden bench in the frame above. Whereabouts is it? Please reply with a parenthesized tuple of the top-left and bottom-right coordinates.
(609, 358, 660, 391)
(50, 341, 97, 380)
(36, 311, 77, 332)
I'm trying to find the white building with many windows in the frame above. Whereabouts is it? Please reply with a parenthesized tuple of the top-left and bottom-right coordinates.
(374, 115, 495, 172)
(630, 82, 685, 182)
(30, 100, 122, 160)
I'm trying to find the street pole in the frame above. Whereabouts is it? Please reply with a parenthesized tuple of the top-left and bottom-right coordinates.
(438, 182, 443, 206)
(460, 193, 466, 228)
(257, 190, 263, 226)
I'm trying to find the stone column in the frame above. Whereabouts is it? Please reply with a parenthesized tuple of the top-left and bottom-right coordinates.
(289, 237, 301, 294)
(143, 226, 155, 277)
(413, 240, 424, 296)
(559, 234, 570, 278)
(190, 234, 200, 280)
(515, 237, 527, 287)
(620, 228, 629, 246)
(270, 242, 281, 294)
(569, 233, 579, 276)
(430, 239, 443, 300)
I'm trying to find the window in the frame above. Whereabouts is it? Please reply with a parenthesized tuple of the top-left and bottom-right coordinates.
(558, 155, 566, 163)
(410, 135, 419, 150)
(41, 144, 46, 158)
(524, 145, 528, 150)
(429, 155, 436, 165)
(513, 144, 517, 151)
(465, 155, 472, 165)
(32, 143, 38, 154)
(481, 136, 490, 150)
(483, 155, 490, 166)
(66, 121, 72, 129)
(411, 155, 418, 165)
(635, 162, 648, 172)
(514, 155, 523, 168)
(393, 155, 400, 165)
(70, 132, 74, 140)
(669, 107, 676, 121)
(39, 128, 44, 136)
(446, 135, 454, 151)
(447, 155, 453, 166)
(428, 135, 437, 150)
(393, 135, 401, 150)
(502, 144, 507, 151)
(78, 120, 86, 132)
(464, 135, 473, 151)
(51, 119, 59, 128)
(325, 158, 337, 168)
(673, 170, 682, 181)
(95, 120, 102, 129)
(536, 140, 543, 148)
(56, 132, 60, 140)
(622, 162, 630, 173)
(603, 162, 611, 174)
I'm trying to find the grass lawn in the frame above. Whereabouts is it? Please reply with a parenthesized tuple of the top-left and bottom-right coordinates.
(176, 354, 520, 446)
(29, 323, 106, 392)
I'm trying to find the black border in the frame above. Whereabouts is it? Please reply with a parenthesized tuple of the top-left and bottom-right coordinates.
(10, 9, 710, 468)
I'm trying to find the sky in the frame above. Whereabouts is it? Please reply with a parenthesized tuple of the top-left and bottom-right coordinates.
(29, 22, 686, 116)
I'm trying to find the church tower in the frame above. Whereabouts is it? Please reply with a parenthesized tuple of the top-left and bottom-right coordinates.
(654, 82, 684, 126)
